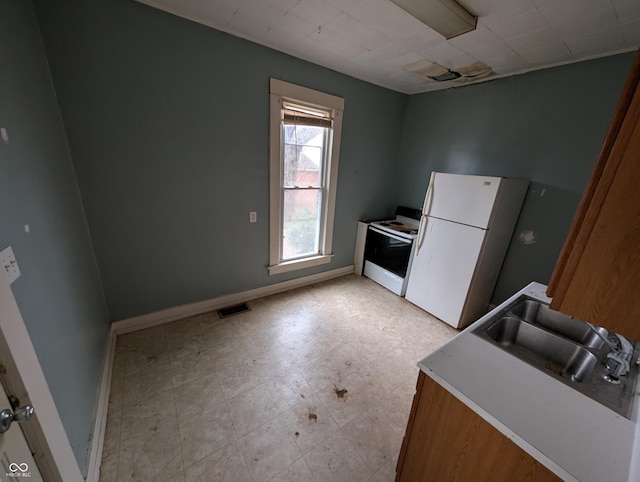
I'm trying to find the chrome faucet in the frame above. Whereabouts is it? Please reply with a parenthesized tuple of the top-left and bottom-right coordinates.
(604, 333, 634, 383)
(586, 323, 633, 384)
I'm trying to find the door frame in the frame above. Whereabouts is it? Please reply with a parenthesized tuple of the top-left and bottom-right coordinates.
(0, 273, 83, 482)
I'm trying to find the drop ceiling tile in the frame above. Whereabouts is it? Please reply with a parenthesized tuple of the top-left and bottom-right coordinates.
(543, 4, 618, 34)
(518, 41, 571, 63)
(261, 13, 318, 45)
(417, 42, 464, 64)
(532, 0, 587, 24)
(459, 0, 535, 18)
(385, 51, 425, 69)
(351, 0, 423, 37)
(449, 23, 501, 51)
(621, 18, 640, 45)
(289, 0, 342, 26)
(383, 73, 419, 93)
(491, 58, 529, 74)
(393, 30, 445, 53)
(564, 25, 626, 55)
(505, 27, 562, 53)
(322, 0, 366, 15)
(348, 0, 443, 51)
(322, 12, 391, 50)
(482, 9, 549, 40)
(306, 27, 372, 58)
(442, 53, 479, 70)
(230, 0, 298, 36)
(355, 43, 417, 67)
(468, 41, 520, 66)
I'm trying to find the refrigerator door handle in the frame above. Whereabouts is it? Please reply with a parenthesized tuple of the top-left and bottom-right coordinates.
(415, 215, 428, 256)
(422, 172, 436, 216)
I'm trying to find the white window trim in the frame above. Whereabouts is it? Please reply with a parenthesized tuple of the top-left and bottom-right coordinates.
(268, 78, 344, 276)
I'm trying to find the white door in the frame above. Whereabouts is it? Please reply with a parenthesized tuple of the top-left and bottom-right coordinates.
(0, 383, 43, 482)
(405, 217, 485, 327)
(424, 173, 501, 229)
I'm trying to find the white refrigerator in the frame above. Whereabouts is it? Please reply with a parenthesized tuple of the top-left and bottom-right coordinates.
(405, 172, 529, 329)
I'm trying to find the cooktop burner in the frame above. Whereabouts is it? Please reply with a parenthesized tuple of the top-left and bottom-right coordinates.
(367, 206, 421, 239)
(371, 219, 419, 237)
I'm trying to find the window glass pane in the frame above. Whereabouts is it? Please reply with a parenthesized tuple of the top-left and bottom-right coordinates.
(283, 125, 325, 188)
(282, 188, 321, 260)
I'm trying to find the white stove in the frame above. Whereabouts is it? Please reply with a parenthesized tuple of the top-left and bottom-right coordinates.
(363, 206, 421, 296)
(369, 215, 419, 239)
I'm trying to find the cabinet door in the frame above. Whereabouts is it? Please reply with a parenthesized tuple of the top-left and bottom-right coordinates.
(548, 50, 640, 340)
(396, 372, 559, 482)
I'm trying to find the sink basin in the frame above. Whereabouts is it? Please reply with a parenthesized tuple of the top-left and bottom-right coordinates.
(483, 317, 597, 382)
(472, 295, 638, 419)
(509, 300, 607, 349)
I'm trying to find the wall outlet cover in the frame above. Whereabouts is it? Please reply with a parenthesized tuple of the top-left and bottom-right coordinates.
(0, 246, 21, 284)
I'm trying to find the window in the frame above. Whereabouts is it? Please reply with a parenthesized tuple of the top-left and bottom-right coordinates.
(269, 79, 344, 275)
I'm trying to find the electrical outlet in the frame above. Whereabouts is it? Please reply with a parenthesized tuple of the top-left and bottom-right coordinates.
(250, 211, 257, 223)
(0, 246, 20, 284)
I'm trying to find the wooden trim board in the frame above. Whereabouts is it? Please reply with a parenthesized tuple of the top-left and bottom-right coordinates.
(84, 328, 117, 482)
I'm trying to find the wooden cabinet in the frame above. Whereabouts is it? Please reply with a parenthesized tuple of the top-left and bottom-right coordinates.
(547, 50, 640, 341)
(396, 371, 559, 482)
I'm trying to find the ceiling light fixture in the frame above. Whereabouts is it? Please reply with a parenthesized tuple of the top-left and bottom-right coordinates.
(390, 0, 477, 39)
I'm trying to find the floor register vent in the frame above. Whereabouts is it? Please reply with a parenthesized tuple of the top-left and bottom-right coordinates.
(218, 302, 251, 318)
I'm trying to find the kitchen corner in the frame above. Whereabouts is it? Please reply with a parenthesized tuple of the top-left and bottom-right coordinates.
(407, 282, 640, 482)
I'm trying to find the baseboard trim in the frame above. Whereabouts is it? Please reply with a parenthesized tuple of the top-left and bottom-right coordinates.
(112, 265, 354, 335)
(84, 327, 117, 482)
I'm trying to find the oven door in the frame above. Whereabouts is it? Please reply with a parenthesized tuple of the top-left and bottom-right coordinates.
(364, 226, 413, 278)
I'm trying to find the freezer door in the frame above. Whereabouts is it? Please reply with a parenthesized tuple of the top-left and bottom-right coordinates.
(425, 173, 501, 229)
(405, 217, 485, 327)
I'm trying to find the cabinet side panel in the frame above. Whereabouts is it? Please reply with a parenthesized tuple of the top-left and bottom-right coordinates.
(558, 91, 640, 340)
(395, 372, 424, 480)
(397, 374, 560, 482)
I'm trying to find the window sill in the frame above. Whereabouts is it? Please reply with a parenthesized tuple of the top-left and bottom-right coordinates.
(268, 255, 332, 275)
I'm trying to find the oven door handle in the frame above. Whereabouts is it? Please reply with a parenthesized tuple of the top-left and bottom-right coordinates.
(368, 226, 413, 244)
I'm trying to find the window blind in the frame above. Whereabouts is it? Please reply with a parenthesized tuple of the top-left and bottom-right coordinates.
(282, 104, 332, 128)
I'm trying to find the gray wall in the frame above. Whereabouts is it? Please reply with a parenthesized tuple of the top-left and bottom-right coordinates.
(0, 0, 109, 471)
(34, 0, 407, 321)
(395, 53, 635, 303)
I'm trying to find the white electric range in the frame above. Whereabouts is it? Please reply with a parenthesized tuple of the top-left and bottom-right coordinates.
(363, 206, 421, 296)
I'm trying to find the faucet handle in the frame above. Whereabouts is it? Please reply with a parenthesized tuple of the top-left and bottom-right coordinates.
(605, 352, 631, 381)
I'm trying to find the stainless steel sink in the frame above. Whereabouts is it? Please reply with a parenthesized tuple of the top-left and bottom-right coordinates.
(473, 296, 639, 418)
(510, 300, 607, 349)
(485, 317, 597, 383)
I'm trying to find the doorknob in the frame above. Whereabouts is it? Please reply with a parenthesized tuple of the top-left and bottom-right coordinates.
(0, 405, 34, 433)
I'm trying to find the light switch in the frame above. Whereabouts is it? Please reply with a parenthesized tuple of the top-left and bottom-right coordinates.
(1, 128, 9, 143)
(250, 211, 257, 223)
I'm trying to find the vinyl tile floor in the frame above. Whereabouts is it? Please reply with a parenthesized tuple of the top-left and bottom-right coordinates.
(99, 275, 457, 482)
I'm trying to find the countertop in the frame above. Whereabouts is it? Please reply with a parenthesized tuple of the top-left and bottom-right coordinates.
(418, 282, 640, 482)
